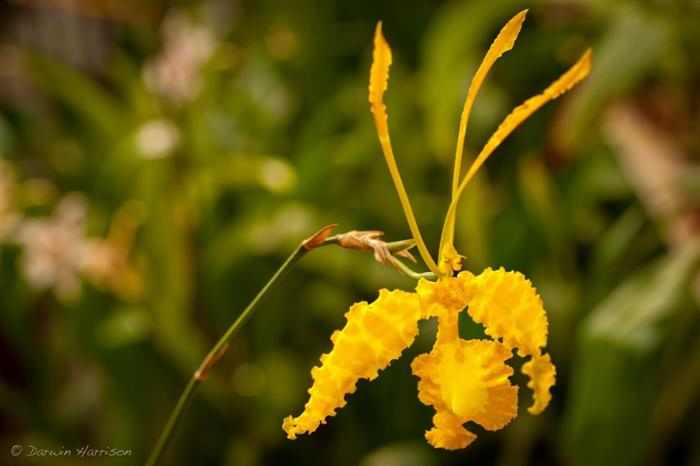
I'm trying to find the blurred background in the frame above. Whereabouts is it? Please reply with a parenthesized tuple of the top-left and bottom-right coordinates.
(1, 0, 699, 465)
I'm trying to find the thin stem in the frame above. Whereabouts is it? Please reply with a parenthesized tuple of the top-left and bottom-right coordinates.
(145, 232, 421, 466)
(145, 377, 198, 466)
(389, 256, 437, 280)
(384, 239, 417, 252)
(210, 243, 306, 361)
(145, 243, 308, 466)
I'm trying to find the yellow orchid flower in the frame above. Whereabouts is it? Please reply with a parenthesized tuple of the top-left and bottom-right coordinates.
(283, 10, 591, 450)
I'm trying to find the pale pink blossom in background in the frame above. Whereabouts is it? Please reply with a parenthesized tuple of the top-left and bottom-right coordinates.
(16, 193, 88, 300)
(143, 11, 216, 104)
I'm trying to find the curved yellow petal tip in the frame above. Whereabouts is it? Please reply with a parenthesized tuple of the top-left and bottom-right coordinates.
(425, 412, 477, 450)
(369, 21, 392, 107)
(492, 9, 527, 60)
(547, 48, 592, 99)
(282, 415, 300, 440)
(522, 353, 556, 414)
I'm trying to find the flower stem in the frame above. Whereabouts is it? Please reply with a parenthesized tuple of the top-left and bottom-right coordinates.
(388, 255, 436, 280)
(145, 377, 198, 466)
(144, 228, 429, 466)
(145, 242, 309, 466)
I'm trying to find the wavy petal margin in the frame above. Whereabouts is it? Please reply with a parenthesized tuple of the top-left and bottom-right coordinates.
(283, 289, 422, 438)
(468, 267, 549, 357)
(522, 352, 556, 414)
(467, 268, 556, 414)
(416, 272, 474, 320)
(411, 339, 518, 450)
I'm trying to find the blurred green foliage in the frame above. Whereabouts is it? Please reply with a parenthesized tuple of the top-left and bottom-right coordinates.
(1, 1, 699, 466)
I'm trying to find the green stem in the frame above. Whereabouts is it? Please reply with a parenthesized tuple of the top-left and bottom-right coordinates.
(144, 232, 431, 466)
(389, 256, 437, 280)
(145, 377, 198, 466)
(145, 243, 308, 466)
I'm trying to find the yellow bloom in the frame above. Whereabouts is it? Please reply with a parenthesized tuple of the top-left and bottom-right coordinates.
(284, 10, 589, 449)
(283, 289, 422, 439)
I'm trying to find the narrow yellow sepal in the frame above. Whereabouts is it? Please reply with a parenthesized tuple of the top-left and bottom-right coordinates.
(369, 22, 392, 132)
(440, 10, 527, 271)
(467, 48, 592, 178)
(450, 9, 527, 196)
(440, 49, 592, 269)
(368, 22, 439, 274)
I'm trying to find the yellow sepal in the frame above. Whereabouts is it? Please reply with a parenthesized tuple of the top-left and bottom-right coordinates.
(450, 9, 527, 196)
(283, 288, 422, 439)
(464, 49, 592, 184)
(369, 22, 439, 274)
(440, 49, 592, 269)
(440, 10, 527, 271)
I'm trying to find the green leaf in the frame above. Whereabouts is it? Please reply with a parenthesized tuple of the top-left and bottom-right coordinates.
(26, 53, 125, 137)
(562, 5, 672, 147)
(564, 242, 700, 466)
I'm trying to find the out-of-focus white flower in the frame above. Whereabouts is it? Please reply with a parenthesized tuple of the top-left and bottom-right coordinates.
(136, 119, 180, 159)
(143, 11, 216, 104)
(258, 158, 296, 193)
(16, 193, 88, 300)
(0, 162, 21, 241)
(15, 193, 142, 301)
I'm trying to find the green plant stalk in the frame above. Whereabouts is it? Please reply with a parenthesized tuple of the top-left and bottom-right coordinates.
(389, 256, 437, 280)
(145, 242, 307, 466)
(145, 233, 425, 466)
